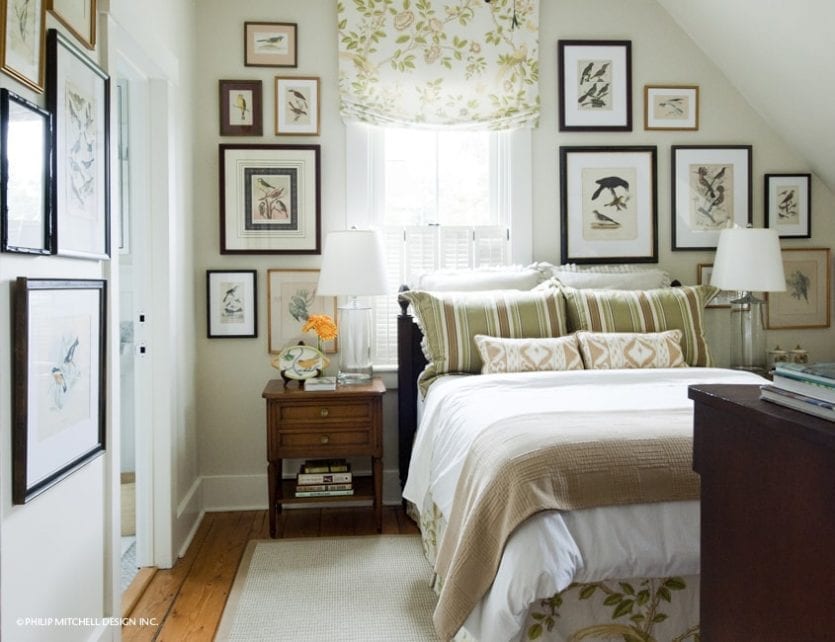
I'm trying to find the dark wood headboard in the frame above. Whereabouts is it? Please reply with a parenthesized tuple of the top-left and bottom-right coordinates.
(397, 286, 426, 491)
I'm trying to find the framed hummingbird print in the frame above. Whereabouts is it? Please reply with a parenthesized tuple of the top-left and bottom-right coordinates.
(219, 144, 321, 254)
(206, 270, 257, 338)
(11, 277, 106, 504)
(267, 269, 337, 354)
(766, 248, 831, 329)
(560, 146, 658, 264)
(275, 76, 319, 136)
(219, 79, 262, 136)
(764, 173, 811, 238)
(671, 145, 752, 250)
(244, 21, 297, 68)
(644, 84, 699, 131)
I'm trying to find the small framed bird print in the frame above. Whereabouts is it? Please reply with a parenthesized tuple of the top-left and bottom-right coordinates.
(219, 80, 263, 136)
(764, 173, 811, 239)
(644, 85, 699, 131)
(244, 21, 297, 68)
(275, 76, 319, 136)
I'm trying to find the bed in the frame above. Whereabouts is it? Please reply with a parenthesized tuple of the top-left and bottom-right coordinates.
(396, 277, 765, 642)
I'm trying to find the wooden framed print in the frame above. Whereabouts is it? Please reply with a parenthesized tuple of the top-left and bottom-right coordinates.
(697, 263, 735, 308)
(47, 0, 96, 49)
(267, 268, 337, 354)
(644, 84, 699, 130)
(219, 79, 262, 136)
(206, 270, 257, 338)
(766, 248, 831, 329)
(764, 173, 811, 239)
(275, 76, 319, 136)
(1, 0, 47, 92)
(244, 21, 297, 68)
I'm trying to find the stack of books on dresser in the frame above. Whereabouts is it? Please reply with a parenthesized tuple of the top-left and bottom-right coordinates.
(760, 362, 835, 422)
(295, 459, 354, 497)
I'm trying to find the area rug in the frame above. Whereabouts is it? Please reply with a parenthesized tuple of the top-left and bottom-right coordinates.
(215, 535, 440, 641)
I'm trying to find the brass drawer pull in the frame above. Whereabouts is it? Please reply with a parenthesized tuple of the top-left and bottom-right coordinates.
(320, 408, 329, 417)
(320, 435, 330, 444)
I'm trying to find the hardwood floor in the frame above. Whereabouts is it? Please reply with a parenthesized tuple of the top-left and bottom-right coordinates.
(122, 506, 419, 641)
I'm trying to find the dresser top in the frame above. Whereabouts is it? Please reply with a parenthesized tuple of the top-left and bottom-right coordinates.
(263, 377, 386, 399)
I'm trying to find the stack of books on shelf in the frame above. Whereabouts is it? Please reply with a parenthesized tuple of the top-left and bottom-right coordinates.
(760, 362, 835, 422)
(295, 459, 354, 497)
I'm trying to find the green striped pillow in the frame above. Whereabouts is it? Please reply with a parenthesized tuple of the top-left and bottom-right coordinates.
(562, 285, 718, 366)
(401, 289, 568, 394)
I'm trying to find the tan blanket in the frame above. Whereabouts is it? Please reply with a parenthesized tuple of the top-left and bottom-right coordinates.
(432, 408, 700, 641)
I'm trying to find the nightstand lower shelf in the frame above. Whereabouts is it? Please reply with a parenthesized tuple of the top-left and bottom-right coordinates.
(280, 475, 374, 505)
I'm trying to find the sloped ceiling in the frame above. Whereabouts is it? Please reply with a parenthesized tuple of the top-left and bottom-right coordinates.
(656, 0, 835, 192)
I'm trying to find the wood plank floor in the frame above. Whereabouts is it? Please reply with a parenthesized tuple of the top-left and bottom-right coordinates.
(122, 506, 419, 641)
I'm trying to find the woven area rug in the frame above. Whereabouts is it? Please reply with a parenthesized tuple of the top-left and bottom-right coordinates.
(215, 535, 440, 641)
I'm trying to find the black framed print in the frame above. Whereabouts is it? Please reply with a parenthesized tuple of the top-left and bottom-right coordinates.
(206, 269, 258, 338)
(1, 88, 52, 254)
(644, 84, 699, 131)
(764, 173, 811, 239)
(46, 28, 110, 260)
(560, 146, 658, 264)
(12, 277, 106, 504)
(558, 40, 632, 132)
(671, 145, 752, 250)
(219, 79, 263, 137)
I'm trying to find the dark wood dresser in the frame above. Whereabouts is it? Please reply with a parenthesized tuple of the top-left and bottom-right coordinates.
(689, 384, 835, 641)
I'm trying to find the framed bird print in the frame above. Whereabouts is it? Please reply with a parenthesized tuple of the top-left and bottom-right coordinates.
(219, 144, 321, 254)
(644, 84, 699, 130)
(267, 269, 337, 354)
(558, 40, 632, 132)
(764, 173, 811, 238)
(671, 145, 752, 250)
(1, 0, 47, 92)
(47, 0, 96, 49)
(244, 21, 297, 68)
(275, 76, 319, 136)
(206, 270, 257, 338)
(11, 277, 106, 504)
(219, 79, 262, 136)
(766, 248, 831, 329)
(560, 146, 658, 264)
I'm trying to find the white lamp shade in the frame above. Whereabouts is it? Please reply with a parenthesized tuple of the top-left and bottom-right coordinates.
(711, 228, 786, 292)
(317, 229, 389, 296)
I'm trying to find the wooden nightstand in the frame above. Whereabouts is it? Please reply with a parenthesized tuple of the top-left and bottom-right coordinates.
(262, 378, 386, 538)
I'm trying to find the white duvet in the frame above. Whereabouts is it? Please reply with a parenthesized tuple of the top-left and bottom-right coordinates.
(402, 368, 765, 642)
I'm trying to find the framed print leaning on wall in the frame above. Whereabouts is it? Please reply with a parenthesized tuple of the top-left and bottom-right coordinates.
(47, 28, 110, 260)
(48, 0, 96, 49)
(1, 0, 46, 92)
(12, 277, 106, 504)
(766, 248, 831, 329)
(206, 270, 257, 338)
(697, 264, 734, 308)
(764, 173, 811, 239)
(267, 269, 337, 354)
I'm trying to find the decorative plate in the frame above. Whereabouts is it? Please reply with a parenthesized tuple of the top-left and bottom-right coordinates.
(273, 344, 326, 381)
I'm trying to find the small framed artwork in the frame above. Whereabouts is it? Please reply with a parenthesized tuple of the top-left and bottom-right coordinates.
(644, 84, 699, 130)
(558, 40, 632, 132)
(12, 277, 106, 504)
(559, 145, 657, 263)
(671, 145, 752, 251)
(1, 89, 53, 254)
(47, 0, 96, 49)
(46, 28, 110, 260)
(275, 76, 320, 136)
(697, 263, 735, 308)
(767, 248, 831, 330)
(219, 144, 321, 254)
(764, 173, 811, 239)
(244, 21, 297, 68)
(1, 0, 47, 92)
(267, 269, 337, 354)
(206, 270, 258, 338)
(219, 79, 263, 136)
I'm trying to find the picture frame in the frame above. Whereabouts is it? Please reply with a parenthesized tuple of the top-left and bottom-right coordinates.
(1, 88, 53, 254)
(244, 21, 297, 68)
(766, 248, 831, 330)
(12, 277, 106, 504)
(1, 0, 46, 92)
(267, 268, 337, 354)
(697, 263, 735, 308)
(764, 173, 811, 239)
(47, 0, 96, 49)
(275, 76, 320, 136)
(219, 79, 262, 137)
(558, 40, 632, 132)
(559, 145, 657, 263)
(206, 270, 258, 338)
(219, 144, 321, 254)
(644, 84, 699, 131)
(671, 145, 752, 251)
(46, 28, 110, 260)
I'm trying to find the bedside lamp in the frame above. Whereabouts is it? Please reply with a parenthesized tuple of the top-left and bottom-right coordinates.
(711, 226, 785, 374)
(317, 229, 389, 383)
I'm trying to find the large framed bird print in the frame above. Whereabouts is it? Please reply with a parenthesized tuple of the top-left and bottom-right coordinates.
(219, 79, 263, 136)
(672, 145, 752, 250)
(560, 146, 658, 264)
(11, 277, 106, 504)
(219, 144, 321, 254)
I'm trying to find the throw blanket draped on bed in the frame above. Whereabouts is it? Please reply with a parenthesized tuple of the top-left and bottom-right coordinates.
(432, 408, 700, 641)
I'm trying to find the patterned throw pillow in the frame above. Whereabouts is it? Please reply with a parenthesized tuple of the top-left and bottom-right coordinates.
(399, 289, 568, 393)
(474, 335, 584, 374)
(576, 330, 687, 369)
(562, 285, 718, 367)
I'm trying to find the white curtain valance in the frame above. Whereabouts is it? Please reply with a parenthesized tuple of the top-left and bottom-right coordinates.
(338, 0, 540, 130)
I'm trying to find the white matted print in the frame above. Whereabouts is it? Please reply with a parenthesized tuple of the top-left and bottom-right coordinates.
(1, 0, 46, 92)
(267, 269, 337, 354)
(275, 76, 319, 135)
(697, 264, 735, 308)
(644, 85, 698, 130)
(206, 270, 257, 338)
(767, 248, 831, 329)
(765, 173, 811, 238)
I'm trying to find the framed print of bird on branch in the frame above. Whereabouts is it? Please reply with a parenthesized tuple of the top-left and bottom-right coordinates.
(244, 21, 297, 68)
(766, 248, 831, 330)
(560, 146, 657, 264)
(764, 173, 811, 238)
(671, 145, 752, 250)
(644, 84, 699, 131)
(206, 270, 257, 338)
(275, 76, 319, 136)
(219, 79, 262, 136)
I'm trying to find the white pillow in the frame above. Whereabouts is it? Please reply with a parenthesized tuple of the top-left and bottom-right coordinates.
(411, 265, 543, 292)
(533, 262, 671, 290)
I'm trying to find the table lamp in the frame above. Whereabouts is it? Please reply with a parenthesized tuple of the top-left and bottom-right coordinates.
(317, 229, 389, 383)
(711, 226, 785, 374)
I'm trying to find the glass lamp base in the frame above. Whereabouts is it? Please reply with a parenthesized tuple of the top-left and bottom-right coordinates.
(337, 299, 373, 385)
(729, 292, 767, 375)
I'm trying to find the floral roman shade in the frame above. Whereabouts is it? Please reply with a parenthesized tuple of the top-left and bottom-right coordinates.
(337, 0, 540, 130)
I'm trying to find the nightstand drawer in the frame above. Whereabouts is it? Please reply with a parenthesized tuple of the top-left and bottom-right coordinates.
(277, 429, 371, 450)
(278, 401, 371, 422)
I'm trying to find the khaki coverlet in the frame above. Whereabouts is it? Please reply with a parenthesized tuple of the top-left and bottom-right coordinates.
(432, 408, 700, 641)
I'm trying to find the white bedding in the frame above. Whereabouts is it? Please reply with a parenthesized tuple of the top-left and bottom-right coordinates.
(402, 368, 765, 642)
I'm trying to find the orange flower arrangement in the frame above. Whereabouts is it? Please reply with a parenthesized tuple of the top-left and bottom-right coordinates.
(302, 314, 338, 345)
